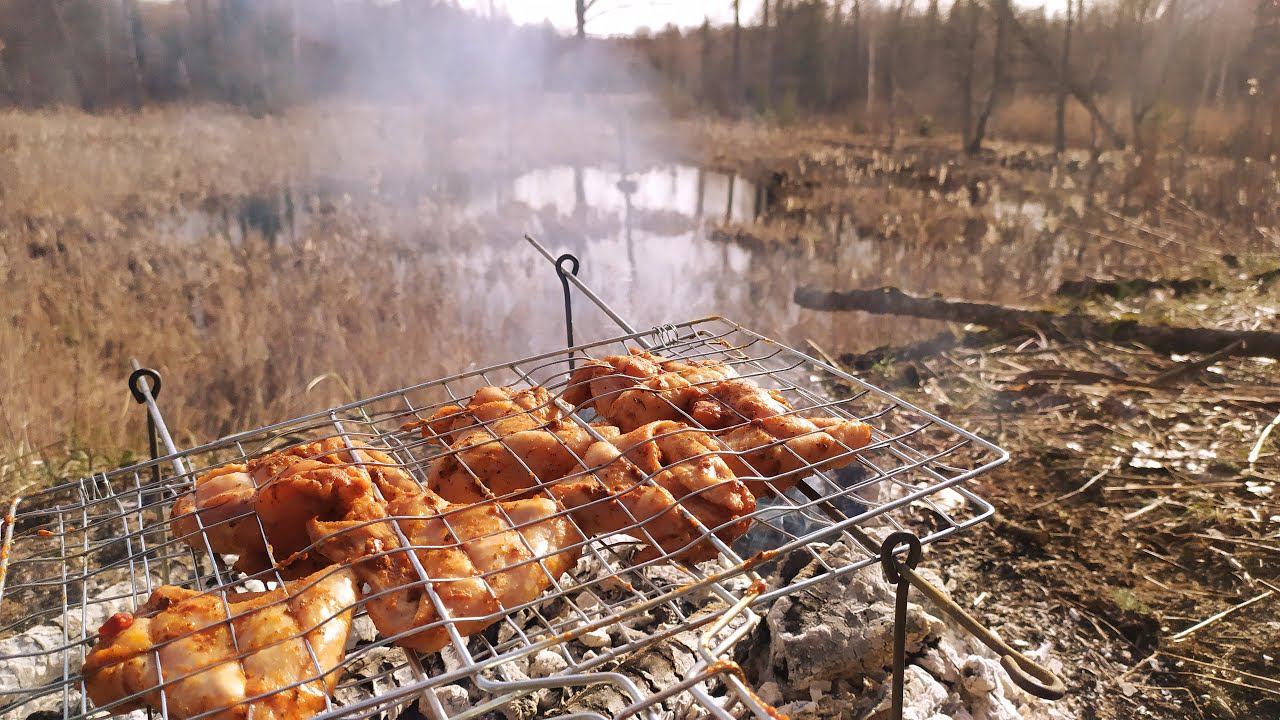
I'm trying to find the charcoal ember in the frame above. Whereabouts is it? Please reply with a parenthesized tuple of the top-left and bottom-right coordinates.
(0, 624, 66, 703)
(428, 684, 471, 716)
(742, 543, 1072, 720)
(555, 633, 700, 717)
(747, 543, 943, 692)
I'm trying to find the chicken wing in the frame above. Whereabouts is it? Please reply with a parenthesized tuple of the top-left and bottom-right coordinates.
(549, 446, 704, 562)
(606, 421, 755, 553)
(426, 419, 608, 505)
(171, 438, 419, 576)
(308, 490, 582, 654)
(564, 351, 737, 432)
(83, 567, 358, 720)
(687, 378, 874, 494)
(406, 386, 562, 443)
(565, 351, 873, 494)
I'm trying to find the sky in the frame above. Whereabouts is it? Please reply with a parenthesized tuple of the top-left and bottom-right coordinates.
(468, 0, 1071, 37)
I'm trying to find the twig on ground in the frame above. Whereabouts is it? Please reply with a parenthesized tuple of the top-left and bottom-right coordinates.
(1149, 340, 1245, 387)
(1170, 590, 1276, 642)
(1247, 411, 1280, 466)
(1028, 457, 1122, 511)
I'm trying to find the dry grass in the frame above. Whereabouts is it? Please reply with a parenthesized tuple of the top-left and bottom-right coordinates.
(0, 101, 666, 469)
(973, 95, 1247, 155)
(1, 101, 1274, 488)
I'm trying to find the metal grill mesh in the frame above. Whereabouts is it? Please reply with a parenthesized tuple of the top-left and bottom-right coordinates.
(0, 316, 1005, 720)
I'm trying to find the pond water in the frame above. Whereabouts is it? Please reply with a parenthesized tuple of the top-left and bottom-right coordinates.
(153, 160, 1193, 373)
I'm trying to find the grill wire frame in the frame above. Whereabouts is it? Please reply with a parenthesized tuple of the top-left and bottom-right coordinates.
(0, 315, 1006, 720)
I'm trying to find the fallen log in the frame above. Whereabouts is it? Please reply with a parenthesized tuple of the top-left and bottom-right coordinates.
(1057, 276, 1214, 300)
(794, 286, 1280, 360)
(839, 327, 1021, 371)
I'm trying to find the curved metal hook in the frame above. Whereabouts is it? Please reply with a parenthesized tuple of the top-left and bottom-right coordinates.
(556, 253, 581, 354)
(901, 561, 1067, 700)
(1000, 653, 1068, 700)
(879, 531, 922, 584)
(127, 367, 162, 404)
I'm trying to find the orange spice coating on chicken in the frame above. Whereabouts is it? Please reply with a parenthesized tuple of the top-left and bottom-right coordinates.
(83, 567, 358, 720)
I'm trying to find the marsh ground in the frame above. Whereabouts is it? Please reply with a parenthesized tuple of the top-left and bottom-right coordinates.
(1, 101, 1276, 719)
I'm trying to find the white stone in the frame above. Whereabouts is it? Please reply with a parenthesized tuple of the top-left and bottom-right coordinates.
(528, 649, 569, 677)
(579, 627, 611, 648)
(0, 623, 67, 692)
(427, 684, 470, 717)
(757, 681, 783, 706)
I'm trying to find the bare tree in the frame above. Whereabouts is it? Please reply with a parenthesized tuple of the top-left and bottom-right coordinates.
(1054, 0, 1076, 154)
(120, 0, 147, 107)
(46, 0, 92, 109)
(0, 41, 13, 104)
(865, 10, 876, 116)
(952, 0, 980, 149)
(732, 0, 742, 111)
(700, 17, 713, 106)
(967, 0, 1006, 154)
(763, 0, 773, 110)
(991, 0, 1127, 149)
(1127, 0, 1183, 141)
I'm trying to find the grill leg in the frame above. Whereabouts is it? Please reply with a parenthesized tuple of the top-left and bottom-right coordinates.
(127, 366, 165, 488)
(555, 252, 580, 368)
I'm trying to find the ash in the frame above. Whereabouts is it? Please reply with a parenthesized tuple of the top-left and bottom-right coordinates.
(3, 520, 1075, 720)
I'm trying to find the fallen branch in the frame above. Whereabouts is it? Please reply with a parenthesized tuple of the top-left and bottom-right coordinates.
(794, 286, 1280, 360)
(1057, 276, 1214, 300)
(838, 327, 1021, 371)
(1028, 457, 1122, 511)
(1169, 590, 1275, 642)
(1057, 266, 1280, 301)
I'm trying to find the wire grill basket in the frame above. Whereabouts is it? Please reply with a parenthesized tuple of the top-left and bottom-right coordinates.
(1, 316, 1007, 720)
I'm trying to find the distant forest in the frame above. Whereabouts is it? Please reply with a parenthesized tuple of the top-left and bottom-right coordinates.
(0, 0, 1276, 155)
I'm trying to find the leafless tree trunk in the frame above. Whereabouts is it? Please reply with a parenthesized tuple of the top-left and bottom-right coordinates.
(1130, 0, 1181, 140)
(763, 0, 773, 110)
(47, 0, 92, 109)
(0, 52, 13, 104)
(968, 0, 1006, 154)
(574, 0, 589, 107)
(866, 21, 876, 117)
(990, 0, 1126, 149)
(699, 18, 713, 106)
(849, 0, 861, 110)
(732, 0, 742, 111)
(1253, 0, 1280, 156)
(1054, 0, 1075, 154)
(120, 0, 147, 108)
(287, 0, 301, 103)
(960, 0, 978, 147)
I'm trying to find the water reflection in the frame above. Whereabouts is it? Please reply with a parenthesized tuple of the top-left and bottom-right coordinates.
(153, 161, 1205, 370)
(466, 164, 758, 223)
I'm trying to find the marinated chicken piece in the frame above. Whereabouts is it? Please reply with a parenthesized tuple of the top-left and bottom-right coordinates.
(309, 490, 582, 654)
(606, 420, 755, 551)
(566, 351, 874, 494)
(426, 420, 609, 505)
(551, 439, 729, 563)
(423, 407, 755, 562)
(83, 567, 358, 720)
(170, 464, 260, 559)
(171, 438, 418, 576)
(689, 379, 873, 494)
(564, 351, 737, 431)
(405, 386, 562, 443)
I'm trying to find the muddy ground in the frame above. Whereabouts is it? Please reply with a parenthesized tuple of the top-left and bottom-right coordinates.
(692, 125, 1278, 719)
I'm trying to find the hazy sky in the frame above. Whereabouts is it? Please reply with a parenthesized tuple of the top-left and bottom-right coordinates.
(471, 0, 1070, 37)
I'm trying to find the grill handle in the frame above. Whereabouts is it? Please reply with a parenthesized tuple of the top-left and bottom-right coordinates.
(876, 530, 1067, 703)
